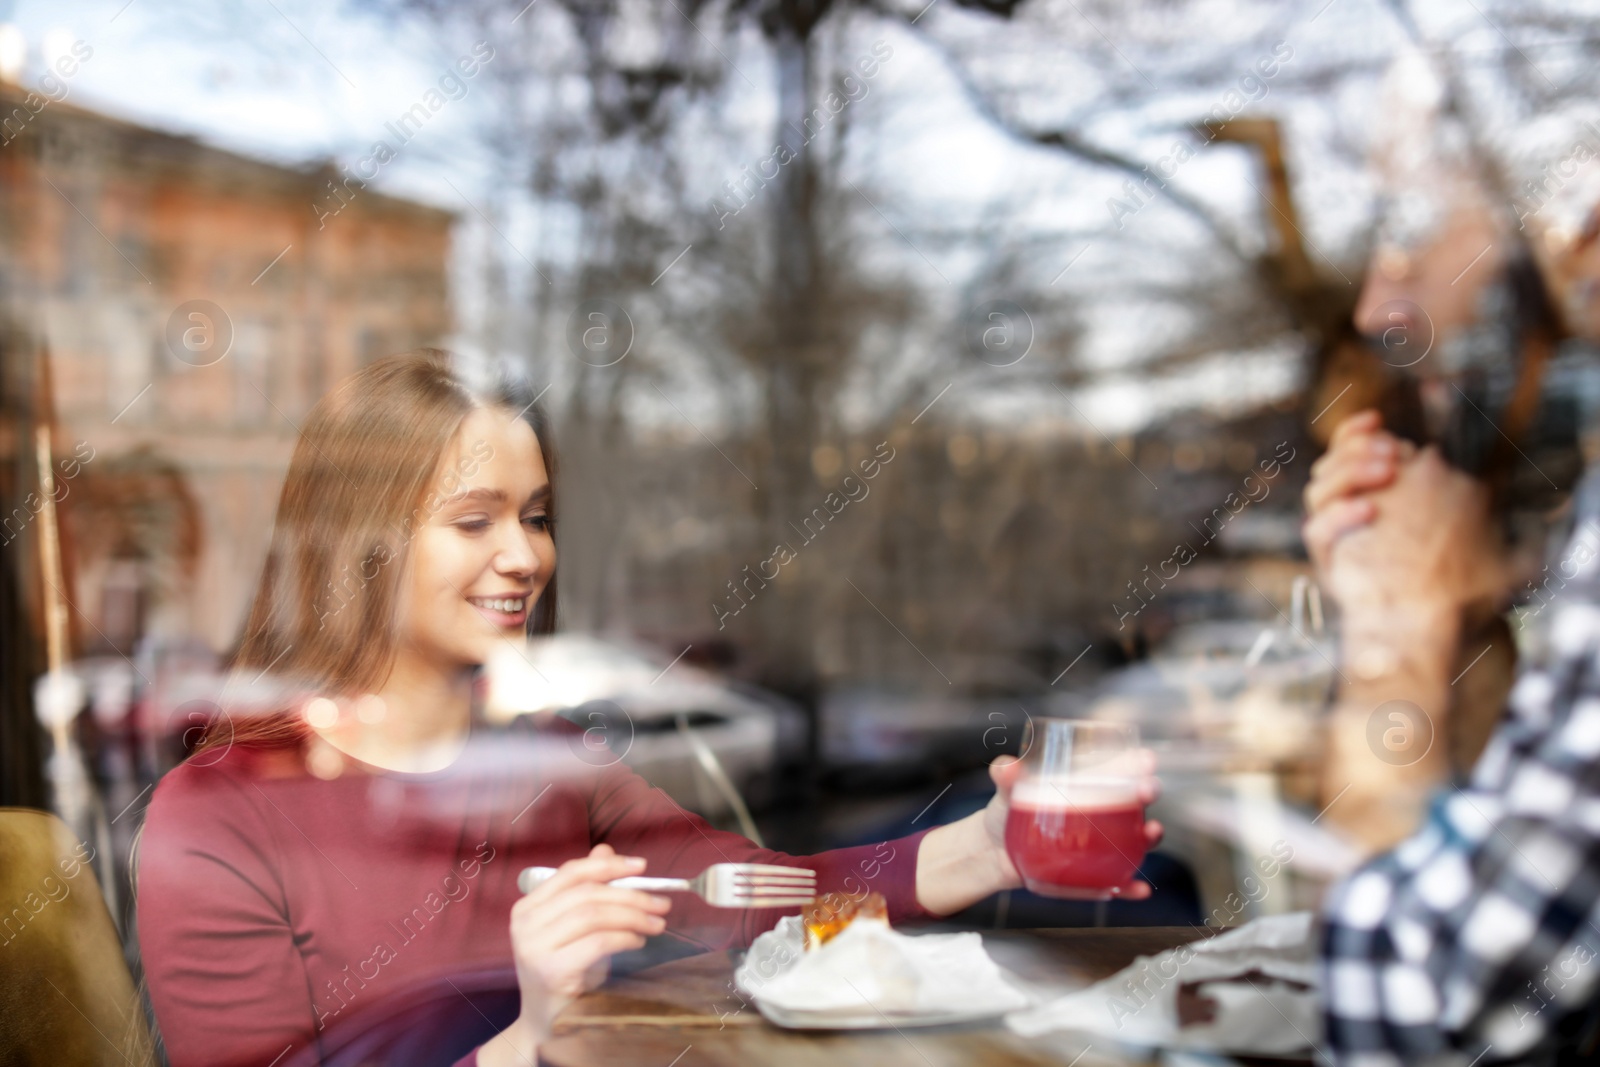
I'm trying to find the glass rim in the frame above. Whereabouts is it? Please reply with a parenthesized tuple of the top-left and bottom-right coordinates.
(1017, 716, 1140, 766)
(1025, 716, 1138, 732)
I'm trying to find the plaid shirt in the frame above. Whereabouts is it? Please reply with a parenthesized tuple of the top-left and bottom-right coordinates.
(1320, 471, 1600, 1066)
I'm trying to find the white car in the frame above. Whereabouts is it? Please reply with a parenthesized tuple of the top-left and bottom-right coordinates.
(484, 634, 797, 830)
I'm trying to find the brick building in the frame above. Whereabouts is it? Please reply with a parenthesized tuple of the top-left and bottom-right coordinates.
(0, 81, 454, 657)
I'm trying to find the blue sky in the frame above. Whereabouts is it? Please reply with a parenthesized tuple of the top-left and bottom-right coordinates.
(7, 0, 488, 203)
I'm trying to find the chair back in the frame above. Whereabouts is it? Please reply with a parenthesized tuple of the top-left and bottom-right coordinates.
(0, 807, 155, 1066)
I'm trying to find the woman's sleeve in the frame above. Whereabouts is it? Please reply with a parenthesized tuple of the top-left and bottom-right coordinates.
(583, 754, 935, 950)
(137, 764, 320, 1067)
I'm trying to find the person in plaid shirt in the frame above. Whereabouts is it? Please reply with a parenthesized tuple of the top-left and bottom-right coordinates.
(1306, 405, 1600, 1065)
(1294, 47, 1600, 1060)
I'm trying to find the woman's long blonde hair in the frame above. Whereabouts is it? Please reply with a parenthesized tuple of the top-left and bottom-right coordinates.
(220, 350, 556, 744)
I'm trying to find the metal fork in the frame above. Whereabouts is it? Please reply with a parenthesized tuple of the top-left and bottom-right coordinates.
(516, 862, 817, 908)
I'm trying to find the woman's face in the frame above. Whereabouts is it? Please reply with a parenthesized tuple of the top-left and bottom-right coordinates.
(396, 406, 555, 672)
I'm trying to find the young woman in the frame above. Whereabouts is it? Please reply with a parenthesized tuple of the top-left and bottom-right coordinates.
(136, 350, 1161, 1067)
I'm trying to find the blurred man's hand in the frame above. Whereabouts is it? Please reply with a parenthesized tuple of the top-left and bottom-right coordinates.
(1302, 409, 1409, 570)
(1304, 410, 1507, 629)
(1329, 446, 1505, 625)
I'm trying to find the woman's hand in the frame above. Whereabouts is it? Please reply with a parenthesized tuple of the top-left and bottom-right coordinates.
(479, 844, 671, 1066)
(916, 752, 1164, 914)
(979, 753, 1163, 901)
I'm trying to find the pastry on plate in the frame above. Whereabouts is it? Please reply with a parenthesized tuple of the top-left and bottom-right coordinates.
(803, 891, 889, 951)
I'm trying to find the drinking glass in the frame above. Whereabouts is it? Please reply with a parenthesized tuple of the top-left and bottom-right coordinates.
(1003, 719, 1147, 897)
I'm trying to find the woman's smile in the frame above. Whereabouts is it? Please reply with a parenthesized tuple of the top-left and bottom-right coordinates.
(467, 593, 531, 628)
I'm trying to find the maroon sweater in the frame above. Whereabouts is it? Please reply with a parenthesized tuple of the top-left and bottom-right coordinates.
(136, 716, 932, 1067)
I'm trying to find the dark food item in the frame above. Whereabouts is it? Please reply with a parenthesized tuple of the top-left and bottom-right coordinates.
(802, 891, 889, 950)
(1176, 969, 1313, 1027)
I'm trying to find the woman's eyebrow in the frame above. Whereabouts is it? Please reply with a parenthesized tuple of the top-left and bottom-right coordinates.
(524, 484, 552, 505)
(441, 487, 509, 505)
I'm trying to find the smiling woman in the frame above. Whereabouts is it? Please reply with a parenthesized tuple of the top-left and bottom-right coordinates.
(229, 349, 558, 717)
(134, 349, 1161, 1067)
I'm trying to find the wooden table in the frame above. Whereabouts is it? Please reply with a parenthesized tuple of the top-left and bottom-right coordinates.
(540, 927, 1209, 1067)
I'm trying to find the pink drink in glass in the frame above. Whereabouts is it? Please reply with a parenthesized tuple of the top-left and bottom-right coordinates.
(1004, 720, 1146, 896)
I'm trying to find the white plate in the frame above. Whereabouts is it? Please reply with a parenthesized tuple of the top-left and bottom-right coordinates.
(755, 1001, 1014, 1030)
(737, 916, 1034, 1031)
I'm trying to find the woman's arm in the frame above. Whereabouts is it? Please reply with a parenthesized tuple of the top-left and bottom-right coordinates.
(568, 719, 933, 943)
(579, 721, 1159, 925)
(137, 766, 319, 1067)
